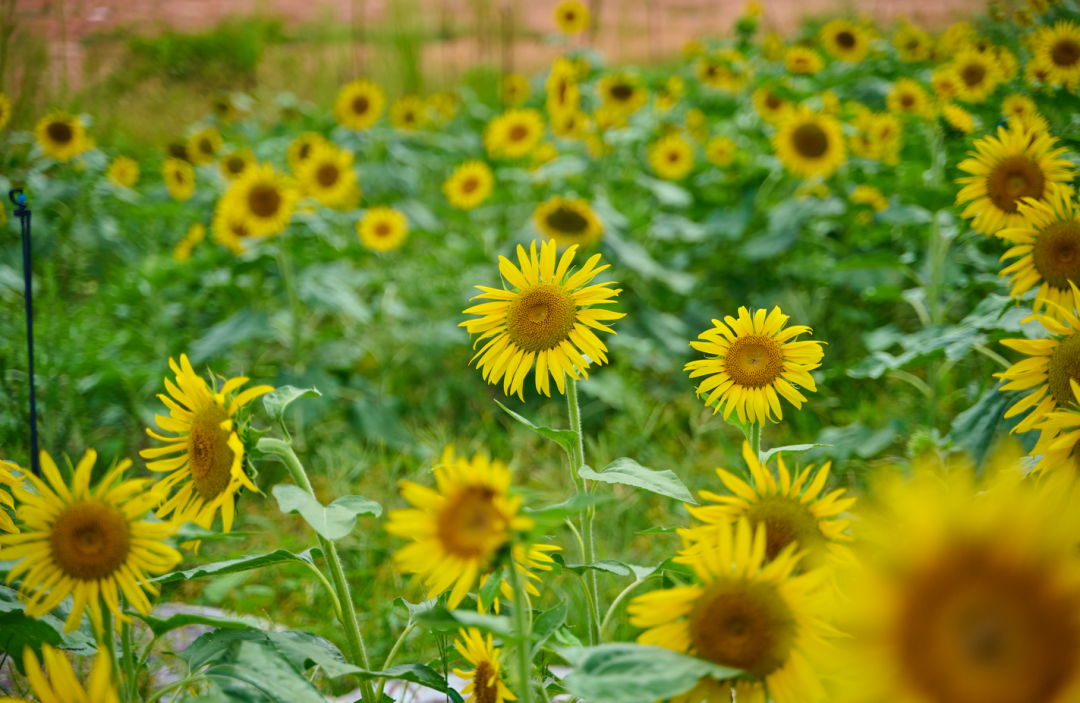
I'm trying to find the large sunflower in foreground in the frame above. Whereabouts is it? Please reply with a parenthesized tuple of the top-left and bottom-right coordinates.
(1032, 379, 1080, 472)
(772, 108, 846, 179)
(999, 188, 1080, 320)
(357, 206, 408, 252)
(955, 120, 1075, 237)
(1031, 21, 1080, 89)
(819, 19, 871, 63)
(298, 143, 359, 210)
(221, 164, 298, 239)
(141, 355, 272, 535)
(533, 195, 603, 249)
(628, 518, 833, 703)
(8, 644, 119, 703)
(163, 158, 196, 202)
(686, 306, 824, 425)
(454, 628, 517, 703)
(484, 109, 545, 160)
(0, 449, 180, 632)
(385, 448, 532, 608)
(35, 112, 89, 162)
(334, 79, 386, 131)
(461, 239, 624, 400)
(444, 160, 495, 211)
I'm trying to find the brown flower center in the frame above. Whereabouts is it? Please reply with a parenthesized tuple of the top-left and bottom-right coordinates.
(199, 138, 214, 155)
(352, 96, 370, 115)
(1032, 220, 1080, 291)
(317, 163, 340, 187)
(47, 121, 73, 144)
(226, 157, 246, 174)
(546, 206, 589, 235)
(473, 661, 498, 703)
(901, 93, 916, 108)
(51, 501, 131, 580)
(1048, 333, 1080, 408)
(461, 177, 479, 194)
(836, 30, 856, 49)
(188, 405, 236, 501)
(249, 184, 282, 218)
(1052, 39, 1080, 68)
(690, 578, 797, 677)
(792, 123, 829, 158)
(168, 144, 189, 160)
(961, 62, 987, 87)
(506, 283, 577, 353)
(437, 486, 506, 558)
(744, 495, 825, 563)
(610, 83, 634, 101)
(725, 333, 784, 388)
(374, 222, 392, 237)
(509, 124, 529, 142)
(765, 93, 783, 110)
(986, 157, 1045, 213)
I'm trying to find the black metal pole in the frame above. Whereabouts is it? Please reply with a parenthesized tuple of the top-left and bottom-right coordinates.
(9, 189, 39, 476)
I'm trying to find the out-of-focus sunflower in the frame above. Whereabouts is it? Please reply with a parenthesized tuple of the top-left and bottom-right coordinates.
(0, 92, 11, 131)
(454, 629, 517, 703)
(598, 72, 649, 114)
(533, 195, 603, 249)
(695, 52, 747, 93)
(893, 23, 933, 62)
(1001, 94, 1038, 121)
(165, 141, 190, 162)
(106, 155, 140, 188)
(773, 107, 846, 179)
(357, 206, 408, 252)
(163, 157, 196, 202)
(930, 67, 962, 101)
(529, 142, 559, 171)
(706, 136, 737, 167)
(941, 103, 975, 134)
(762, 32, 785, 61)
(850, 183, 890, 212)
(477, 543, 562, 613)
(753, 87, 793, 124)
(500, 73, 531, 107)
(9, 644, 120, 703)
(0, 460, 21, 553)
(173, 223, 206, 263)
(546, 58, 581, 117)
(553, 0, 589, 34)
(999, 188, 1080, 320)
(187, 127, 222, 165)
(1031, 21, 1080, 89)
(334, 79, 386, 131)
(429, 90, 459, 123)
(219, 149, 257, 182)
(649, 132, 696, 181)
(886, 78, 934, 120)
(287, 132, 328, 174)
(390, 95, 428, 131)
(950, 48, 1003, 103)
(221, 165, 297, 239)
(785, 46, 824, 75)
(212, 204, 252, 255)
(298, 143, 359, 210)
(209, 93, 239, 124)
(820, 19, 871, 62)
(34, 112, 89, 162)
(552, 110, 587, 139)
(483, 109, 545, 159)
(935, 21, 978, 56)
(443, 160, 495, 211)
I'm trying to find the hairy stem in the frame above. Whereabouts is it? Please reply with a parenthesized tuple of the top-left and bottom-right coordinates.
(121, 619, 137, 702)
(566, 378, 600, 644)
(507, 548, 534, 703)
(375, 622, 417, 701)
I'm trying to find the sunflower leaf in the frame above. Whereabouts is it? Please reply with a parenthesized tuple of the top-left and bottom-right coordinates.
(478, 567, 505, 611)
(123, 610, 254, 638)
(263, 386, 322, 441)
(494, 400, 579, 459)
(531, 598, 569, 658)
(758, 444, 832, 465)
(415, 605, 515, 639)
(272, 484, 381, 541)
(579, 458, 696, 505)
(203, 639, 325, 703)
(152, 547, 325, 583)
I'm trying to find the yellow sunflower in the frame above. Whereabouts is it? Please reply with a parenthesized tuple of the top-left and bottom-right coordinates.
(220, 164, 298, 239)
(390, 95, 428, 132)
(753, 87, 793, 125)
(552, 110, 587, 139)
(6, 644, 119, 703)
(820, 19, 871, 63)
(695, 52, 747, 94)
(500, 73, 531, 107)
(773, 108, 846, 179)
(1031, 377, 1080, 472)
(1016, 8, 1036, 28)
(762, 32, 785, 61)
(530, 142, 559, 171)
(444, 160, 495, 211)
(385, 447, 533, 608)
(162, 158, 196, 202)
(628, 517, 833, 703)
(287, 132, 328, 174)
(105, 155, 140, 189)
(173, 223, 206, 264)
(211, 204, 252, 255)
(546, 58, 581, 117)
(850, 184, 889, 212)
(484, 109, 546, 160)
(209, 93, 239, 124)
(1001, 94, 1038, 121)
(140, 355, 271, 536)
(930, 67, 962, 101)
(941, 103, 975, 134)
(34, 112, 88, 162)
(461, 239, 624, 400)
(935, 21, 978, 57)
(893, 23, 933, 62)
(649, 132, 696, 181)
(0, 449, 180, 632)
(533, 195, 603, 248)
(553, 0, 589, 34)
(165, 141, 190, 162)
(685, 306, 824, 425)
(706, 136, 737, 167)
(454, 629, 517, 703)
(298, 143, 359, 210)
(785, 46, 824, 75)
(219, 148, 257, 182)
(949, 48, 1003, 104)
(334, 79, 386, 131)
(886, 78, 934, 120)
(0, 92, 11, 131)
(0, 460, 21, 550)
(598, 72, 649, 114)
(1031, 21, 1080, 89)
(477, 543, 562, 614)
(955, 119, 1075, 237)
(187, 127, 222, 165)
(358, 206, 408, 252)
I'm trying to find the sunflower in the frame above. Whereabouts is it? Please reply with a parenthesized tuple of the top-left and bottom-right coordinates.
(209, 93, 239, 124)
(211, 205, 252, 255)
(9, 644, 119, 703)
(287, 132, 328, 174)
(461, 239, 624, 400)
(1031, 381, 1080, 472)
(220, 164, 298, 239)
(695, 52, 747, 94)
(0, 448, 180, 632)
(995, 46, 1019, 82)
(477, 543, 562, 614)
(950, 48, 1003, 104)
(390, 95, 428, 132)
(385, 447, 533, 608)
(773, 108, 846, 179)
(999, 189, 1080, 320)
(429, 90, 459, 123)
(762, 32, 785, 61)
(941, 103, 975, 134)
(162, 158, 196, 202)
(706, 136, 737, 167)
(598, 72, 649, 114)
(552, 110, 587, 139)
(219, 148, 257, 181)
(173, 223, 206, 263)
(820, 19, 871, 62)
(546, 58, 581, 117)
(358, 206, 408, 252)
(649, 132, 696, 181)
(685, 306, 824, 425)
(1016, 8, 1036, 28)
(785, 46, 824, 75)
(444, 161, 495, 211)
(530, 142, 559, 171)
(850, 184, 890, 212)
(753, 87, 793, 125)
(334, 79, 386, 131)
(298, 143, 359, 210)
(955, 119, 1075, 237)
(893, 23, 933, 62)
(187, 127, 222, 165)
(0, 92, 11, 131)
(454, 629, 517, 703)
(1031, 21, 1080, 89)
(484, 109, 546, 160)
(848, 108, 903, 164)
(935, 21, 978, 56)
(533, 196, 603, 249)
(34, 112, 88, 162)
(930, 67, 962, 101)
(500, 73, 531, 107)
(105, 155, 140, 189)
(628, 517, 833, 703)
(685, 108, 709, 142)
(1001, 94, 1038, 121)
(165, 141, 190, 162)
(553, 0, 589, 34)
(0, 460, 21, 551)
(886, 79, 934, 120)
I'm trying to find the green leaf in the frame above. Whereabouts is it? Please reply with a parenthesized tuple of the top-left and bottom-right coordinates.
(415, 605, 514, 638)
(524, 493, 610, 522)
(175, 522, 261, 543)
(204, 639, 325, 703)
(272, 484, 381, 541)
(125, 611, 253, 638)
(758, 444, 831, 465)
(579, 458, 696, 505)
(494, 400, 579, 459)
(947, 381, 1016, 471)
(340, 664, 450, 692)
(531, 599, 569, 658)
(394, 596, 438, 619)
(0, 585, 96, 671)
(559, 644, 741, 703)
(478, 567, 505, 610)
(263, 387, 322, 441)
(153, 548, 324, 583)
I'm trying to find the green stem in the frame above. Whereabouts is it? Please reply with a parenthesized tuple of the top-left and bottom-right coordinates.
(121, 619, 137, 702)
(566, 378, 599, 645)
(375, 623, 417, 701)
(304, 562, 345, 623)
(748, 422, 761, 462)
(101, 605, 121, 694)
(599, 577, 652, 642)
(568, 570, 601, 644)
(259, 438, 377, 703)
(507, 547, 534, 703)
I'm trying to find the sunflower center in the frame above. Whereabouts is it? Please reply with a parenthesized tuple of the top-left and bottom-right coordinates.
(462, 177, 479, 194)
(168, 144, 188, 160)
(901, 93, 915, 107)
(188, 405, 236, 501)
(374, 222, 392, 237)
(836, 31, 856, 49)
(47, 121, 73, 144)
(506, 283, 578, 353)
(986, 157, 1045, 213)
(352, 96, 370, 115)
(227, 157, 246, 174)
(1052, 39, 1080, 67)
(725, 334, 784, 388)
(299, 143, 312, 160)
(690, 578, 797, 677)
(437, 487, 506, 558)
(792, 123, 828, 158)
(473, 661, 498, 703)
(744, 495, 825, 563)
(896, 543, 1080, 703)
(668, 150, 681, 163)
(1047, 333, 1080, 408)
(1032, 220, 1080, 291)
(317, 164, 340, 187)
(546, 207, 589, 235)
(765, 93, 783, 110)
(199, 138, 214, 155)
(249, 184, 282, 218)
(402, 110, 415, 124)
(50, 501, 131, 580)
(564, 10, 576, 21)
(961, 63, 986, 86)
(509, 124, 528, 142)
(611, 84, 634, 101)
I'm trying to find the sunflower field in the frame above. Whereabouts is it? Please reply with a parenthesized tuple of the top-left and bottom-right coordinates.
(4, 0, 1080, 700)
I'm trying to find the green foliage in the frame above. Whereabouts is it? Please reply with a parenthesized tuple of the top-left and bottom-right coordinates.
(127, 19, 283, 85)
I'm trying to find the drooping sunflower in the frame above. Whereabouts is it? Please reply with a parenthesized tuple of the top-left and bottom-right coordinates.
(649, 132, 696, 181)
(773, 108, 846, 179)
(706, 136, 737, 167)
(1031, 21, 1080, 89)
(553, 0, 589, 34)
(893, 23, 933, 62)
(753, 87, 793, 125)
(500, 73, 531, 107)
(385, 447, 533, 608)
(685, 306, 824, 425)
(477, 543, 562, 614)
(390, 95, 428, 132)
(0, 449, 180, 632)
(220, 164, 298, 239)
(955, 119, 1075, 237)
(546, 58, 581, 117)
(598, 72, 649, 114)
(533, 196, 603, 248)
(819, 19, 871, 63)
(8, 644, 119, 703)
(140, 355, 271, 535)
(0, 92, 11, 131)
(886, 78, 934, 120)
(785, 46, 824, 75)
(162, 157, 196, 202)
(173, 223, 207, 264)
(219, 148, 257, 182)
(187, 127, 222, 165)
(949, 48, 1003, 104)
(999, 188, 1080, 319)
(333, 79, 386, 131)
(105, 155, 140, 189)
(483, 109, 545, 160)
(462, 240, 624, 400)
(298, 143, 359, 210)
(357, 206, 408, 252)
(628, 518, 833, 703)
(1001, 94, 1038, 122)
(940, 103, 975, 134)
(454, 629, 517, 703)
(444, 161, 495, 211)
(34, 112, 88, 162)
(287, 132, 328, 174)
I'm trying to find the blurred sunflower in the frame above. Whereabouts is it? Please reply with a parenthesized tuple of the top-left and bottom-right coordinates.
(546, 58, 581, 116)
(484, 109, 545, 159)
(995, 46, 1019, 82)
(685, 108, 709, 142)
(940, 103, 975, 134)
(886, 78, 934, 120)
(552, 110, 587, 139)
(477, 543, 562, 613)
(390, 95, 428, 132)
(533, 195, 603, 248)
(1016, 8, 1036, 27)
(598, 72, 648, 114)
(187, 127, 222, 165)
(334, 79, 386, 131)
(999, 188, 1080, 320)
(162, 158, 196, 202)
(1031, 21, 1080, 89)
(219, 149, 257, 181)
(0, 460, 21, 552)
(936, 21, 978, 56)
(385, 447, 532, 607)
(105, 155, 140, 188)
(706, 136, 737, 167)
(298, 143, 359, 210)
(685, 306, 824, 425)
(893, 23, 933, 62)
(212, 205, 252, 255)
(820, 19, 871, 62)
(649, 132, 696, 181)
(358, 206, 408, 252)
(209, 93, 238, 124)
(0, 92, 11, 131)
(34, 112, 88, 162)
(1001, 94, 1038, 121)
(287, 132, 328, 174)
(444, 160, 495, 211)
(762, 32, 785, 61)
(553, 0, 589, 34)
(695, 52, 746, 93)
(173, 222, 206, 263)
(0, 448, 180, 632)
(429, 90, 459, 123)
(955, 119, 1075, 236)
(773, 108, 846, 179)
(461, 239, 624, 400)
(530, 142, 559, 171)
(784, 47, 824, 75)
(11, 644, 119, 703)
(850, 184, 889, 212)
(500, 73, 531, 106)
(221, 164, 298, 239)
(165, 141, 191, 162)
(753, 87, 793, 124)
(950, 48, 1003, 103)
(930, 67, 962, 101)
(454, 629, 517, 703)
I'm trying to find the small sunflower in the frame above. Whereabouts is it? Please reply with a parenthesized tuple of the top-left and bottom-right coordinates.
(454, 628, 517, 703)
(173, 223, 207, 264)
(820, 19, 871, 63)
(358, 206, 408, 252)
(429, 90, 459, 123)
(949, 48, 1003, 104)
(11, 644, 119, 703)
(530, 142, 559, 171)
(955, 119, 1075, 236)
(533, 195, 603, 248)
(551, 110, 587, 139)
(187, 127, 222, 165)
(940, 103, 975, 134)
(850, 183, 889, 212)
(685, 108, 709, 142)
(773, 108, 846, 179)
(935, 21, 978, 56)
(762, 32, 785, 61)
(649, 132, 696, 181)
(753, 87, 793, 125)
(893, 23, 933, 62)
(287, 132, 328, 174)
(221, 164, 298, 239)
(162, 158, 196, 202)
(785, 46, 824, 75)
(0, 92, 11, 131)
(546, 58, 582, 116)
(212, 205, 252, 255)
(500, 73, 531, 107)
(886, 78, 934, 120)
(444, 160, 495, 211)
(390, 95, 428, 132)
(706, 136, 737, 167)
(34, 112, 88, 162)
(1001, 94, 1038, 121)
(298, 143, 360, 210)
(930, 67, 962, 101)
(484, 109, 546, 160)
(0, 448, 181, 632)
(1031, 21, 1080, 89)
(385, 447, 533, 608)
(105, 155, 140, 189)
(598, 72, 649, 114)
(219, 148, 257, 181)
(209, 93, 239, 124)
(461, 239, 624, 400)
(695, 52, 747, 94)
(553, 0, 589, 34)
(685, 306, 824, 425)
(1000, 189, 1080, 320)
(334, 79, 386, 131)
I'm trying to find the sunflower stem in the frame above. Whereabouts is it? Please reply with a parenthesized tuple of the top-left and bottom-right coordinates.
(507, 544, 534, 703)
(748, 422, 762, 462)
(598, 576, 653, 642)
(566, 378, 600, 644)
(101, 603, 122, 695)
(121, 619, 137, 702)
(375, 622, 417, 702)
